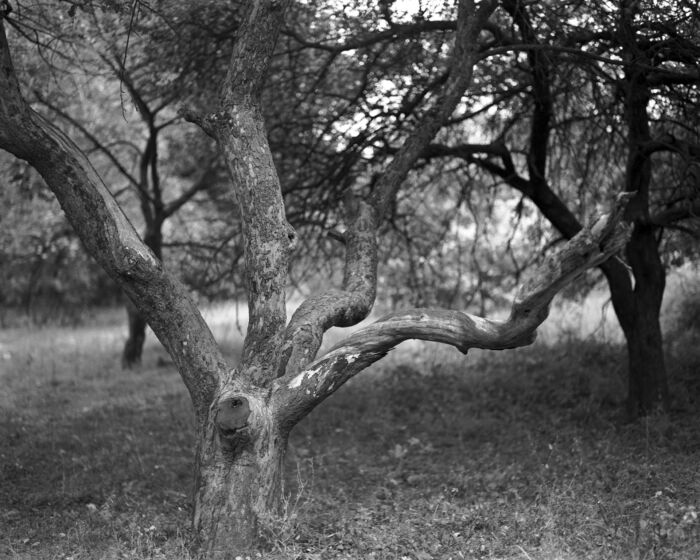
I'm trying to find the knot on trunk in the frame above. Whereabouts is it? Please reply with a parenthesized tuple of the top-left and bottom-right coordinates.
(215, 396, 252, 450)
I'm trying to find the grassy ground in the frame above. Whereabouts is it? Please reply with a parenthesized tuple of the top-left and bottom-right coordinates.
(1, 314, 699, 559)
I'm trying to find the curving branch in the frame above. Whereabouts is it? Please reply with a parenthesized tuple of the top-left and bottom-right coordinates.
(273, 194, 632, 428)
(163, 159, 220, 218)
(0, 15, 223, 420)
(274, 0, 499, 384)
(278, 198, 378, 379)
(643, 133, 700, 159)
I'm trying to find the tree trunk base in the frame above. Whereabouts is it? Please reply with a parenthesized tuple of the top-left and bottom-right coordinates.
(193, 404, 287, 559)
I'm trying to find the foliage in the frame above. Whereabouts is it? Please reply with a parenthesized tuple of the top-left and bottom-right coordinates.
(4, 0, 699, 316)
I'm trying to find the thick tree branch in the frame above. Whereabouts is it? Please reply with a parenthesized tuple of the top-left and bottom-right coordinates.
(211, 0, 294, 385)
(643, 133, 700, 159)
(0, 17, 223, 420)
(646, 70, 700, 87)
(220, 0, 292, 109)
(425, 141, 521, 182)
(501, 0, 551, 186)
(274, 195, 632, 428)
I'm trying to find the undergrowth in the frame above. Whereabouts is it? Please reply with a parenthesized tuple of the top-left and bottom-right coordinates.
(1, 323, 699, 559)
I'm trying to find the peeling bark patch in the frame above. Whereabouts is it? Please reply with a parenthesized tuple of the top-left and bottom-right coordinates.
(287, 352, 360, 389)
(287, 366, 320, 389)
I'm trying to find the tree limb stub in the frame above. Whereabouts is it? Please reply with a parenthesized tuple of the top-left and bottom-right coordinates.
(274, 194, 632, 427)
(0, 19, 223, 421)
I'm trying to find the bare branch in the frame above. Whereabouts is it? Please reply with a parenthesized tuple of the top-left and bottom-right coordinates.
(651, 198, 700, 226)
(371, 0, 499, 217)
(643, 133, 700, 159)
(480, 44, 699, 82)
(33, 91, 141, 189)
(273, 194, 632, 427)
(163, 159, 219, 218)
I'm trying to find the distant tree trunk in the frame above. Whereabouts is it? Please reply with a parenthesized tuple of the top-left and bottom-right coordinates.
(529, 193, 669, 416)
(447, 0, 671, 418)
(121, 224, 163, 368)
(520, 187, 669, 416)
(624, 227, 668, 414)
(616, 0, 669, 415)
(121, 299, 148, 368)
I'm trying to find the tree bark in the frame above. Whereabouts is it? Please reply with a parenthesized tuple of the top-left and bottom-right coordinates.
(193, 390, 287, 557)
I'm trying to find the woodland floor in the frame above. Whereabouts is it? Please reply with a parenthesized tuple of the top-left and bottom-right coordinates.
(1, 312, 699, 559)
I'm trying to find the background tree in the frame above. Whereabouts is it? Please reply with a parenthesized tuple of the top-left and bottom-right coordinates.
(22, 1, 230, 367)
(423, 0, 700, 416)
(0, 156, 121, 324)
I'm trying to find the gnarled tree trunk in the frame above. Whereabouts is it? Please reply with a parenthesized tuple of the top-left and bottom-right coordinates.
(0, 1, 630, 557)
(193, 393, 287, 556)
